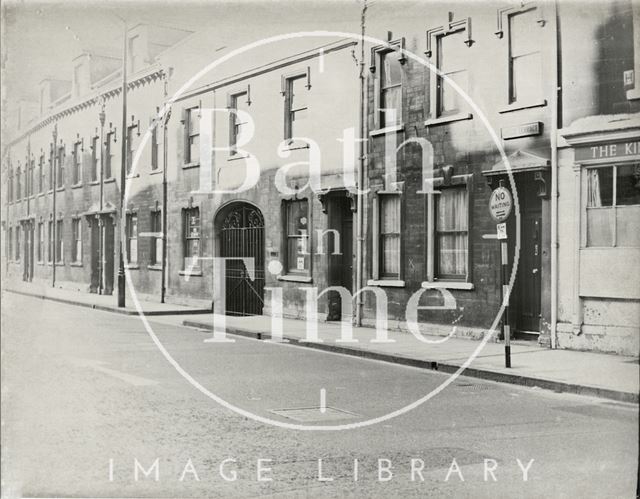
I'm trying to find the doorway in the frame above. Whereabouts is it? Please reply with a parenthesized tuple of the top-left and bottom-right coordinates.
(508, 176, 542, 338)
(103, 217, 115, 295)
(22, 221, 34, 282)
(326, 194, 354, 321)
(218, 202, 265, 316)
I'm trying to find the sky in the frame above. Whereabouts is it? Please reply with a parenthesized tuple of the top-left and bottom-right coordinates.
(1, 0, 367, 104)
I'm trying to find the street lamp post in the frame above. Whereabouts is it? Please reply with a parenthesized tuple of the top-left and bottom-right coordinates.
(117, 21, 128, 308)
(98, 100, 106, 295)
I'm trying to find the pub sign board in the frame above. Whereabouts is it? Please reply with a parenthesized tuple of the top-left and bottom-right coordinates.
(575, 139, 640, 163)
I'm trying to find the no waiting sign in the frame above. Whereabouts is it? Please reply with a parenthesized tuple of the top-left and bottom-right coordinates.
(489, 186, 513, 222)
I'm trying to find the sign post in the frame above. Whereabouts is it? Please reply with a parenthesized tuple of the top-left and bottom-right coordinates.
(489, 180, 513, 368)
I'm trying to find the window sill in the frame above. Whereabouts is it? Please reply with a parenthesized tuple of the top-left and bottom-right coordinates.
(281, 140, 311, 152)
(498, 100, 547, 114)
(37, 192, 45, 198)
(277, 274, 313, 283)
(182, 162, 200, 170)
(69, 262, 83, 267)
(149, 169, 163, 176)
(89, 180, 100, 186)
(71, 183, 83, 189)
(227, 154, 250, 162)
(47, 189, 54, 194)
(422, 281, 474, 290)
(48, 262, 64, 266)
(126, 174, 140, 179)
(425, 113, 472, 127)
(125, 264, 140, 270)
(626, 88, 640, 100)
(36, 261, 45, 266)
(369, 124, 405, 137)
(56, 187, 65, 192)
(147, 264, 162, 271)
(367, 279, 405, 288)
(179, 269, 203, 276)
(103, 178, 116, 183)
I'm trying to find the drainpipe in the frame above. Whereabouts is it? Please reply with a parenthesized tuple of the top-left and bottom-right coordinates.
(98, 100, 106, 294)
(550, 0, 560, 350)
(52, 123, 58, 288)
(355, 0, 367, 327)
(160, 69, 172, 304)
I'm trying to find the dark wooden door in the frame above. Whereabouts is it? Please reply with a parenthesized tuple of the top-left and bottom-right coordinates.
(90, 219, 100, 293)
(103, 218, 115, 295)
(517, 213, 542, 331)
(220, 203, 265, 316)
(23, 222, 34, 282)
(327, 196, 354, 321)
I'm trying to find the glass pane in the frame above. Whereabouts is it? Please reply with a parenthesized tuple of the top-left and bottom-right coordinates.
(381, 86, 401, 126)
(287, 201, 308, 235)
(381, 196, 400, 234)
(586, 208, 613, 246)
(287, 237, 309, 272)
(437, 187, 468, 231)
(441, 70, 467, 114)
(129, 239, 137, 263)
(439, 31, 465, 73)
(512, 52, 542, 103)
(186, 238, 199, 258)
(437, 233, 468, 277)
(616, 164, 640, 206)
(189, 109, 200, 134)
(510, 9, 540, 57)
(616, 205, 640, 247)
(190, 136, 200, 163)
(587, 168, 614, 207)
(382, 53, 401, 87)
(381, 234, 400, 276)
(290, 77, 308, 110)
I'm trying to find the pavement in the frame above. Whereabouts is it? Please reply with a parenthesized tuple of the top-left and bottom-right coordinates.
(4, 282, 639, 404)
(2, 292, 638, 498)
(5, 280, 211, 316)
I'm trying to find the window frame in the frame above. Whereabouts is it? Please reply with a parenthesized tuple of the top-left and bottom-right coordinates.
(283, 69, 311, 142)
(281, 198, 312, 278)
(104, 131, 115, 180)
(72, 139, 83, 185)
(228, 88, 251, 156)
(125, 212, 138, 265)
(583, 162, 640, 248)
(56, 145, 65, 189)
(38, 152, 45, 193)
(372, 191, 403, 281)
(55, 219, 64, 264)
(71, 217, 83, 264)
(150, 209, 163, 266)
(90, 135, 100, 182)
(370, 39, 406, 132)
(184, 105, 201, 166)
(37, 221, 45, 263)
(47, 220, 53, 263)
(424, 174, 473, 286)
(182, 207, 201, 272)
(507, 6, 544, 106)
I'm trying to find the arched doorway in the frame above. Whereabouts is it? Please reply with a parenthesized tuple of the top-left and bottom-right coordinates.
(217, 202, 265, 316)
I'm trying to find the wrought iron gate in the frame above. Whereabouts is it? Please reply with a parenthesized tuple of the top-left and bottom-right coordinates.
(220, 203, 265, 316)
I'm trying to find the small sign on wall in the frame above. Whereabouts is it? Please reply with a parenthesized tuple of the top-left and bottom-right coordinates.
(501, 122, 542, 140)
(296, 256, 305, 270)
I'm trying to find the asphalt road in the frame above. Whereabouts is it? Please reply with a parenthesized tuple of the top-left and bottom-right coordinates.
(2, 292, 638, 498)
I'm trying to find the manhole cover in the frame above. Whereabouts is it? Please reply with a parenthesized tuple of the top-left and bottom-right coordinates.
(271, 406, 360, 422)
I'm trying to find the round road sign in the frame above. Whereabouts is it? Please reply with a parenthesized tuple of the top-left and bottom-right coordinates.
(489, 186, 513, 222)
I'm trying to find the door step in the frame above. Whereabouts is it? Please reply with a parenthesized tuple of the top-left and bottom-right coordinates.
(514, 330, 540, 341)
